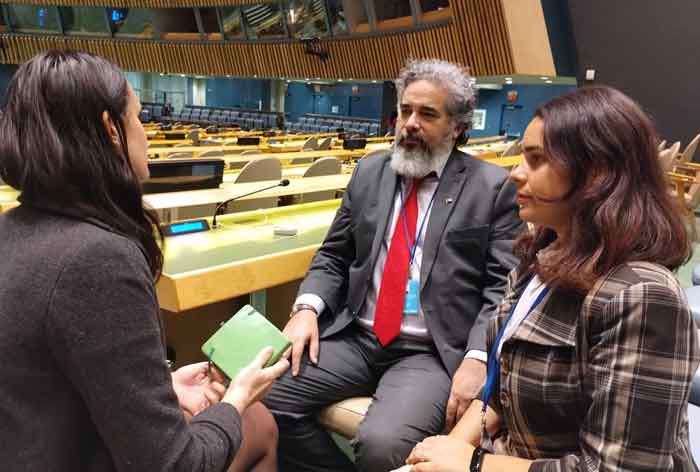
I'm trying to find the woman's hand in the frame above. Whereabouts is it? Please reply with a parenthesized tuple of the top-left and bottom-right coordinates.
(223, 347, 290, 415)
(405, 435, 474, 472)
(172, 362, 227, 420)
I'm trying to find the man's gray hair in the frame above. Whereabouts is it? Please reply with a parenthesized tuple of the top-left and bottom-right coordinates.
(395, 59, 477, 134)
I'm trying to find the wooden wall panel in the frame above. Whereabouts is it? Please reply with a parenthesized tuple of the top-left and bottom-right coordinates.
(0, 0, 521, 78)
(500, 0, 555, 76)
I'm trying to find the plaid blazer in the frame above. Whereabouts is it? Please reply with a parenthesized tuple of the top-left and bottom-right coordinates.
(487, 261, 700, 471)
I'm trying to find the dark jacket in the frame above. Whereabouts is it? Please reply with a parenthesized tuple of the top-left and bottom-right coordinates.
(0, 204, 241, 471)
(299, 149, 523, 375)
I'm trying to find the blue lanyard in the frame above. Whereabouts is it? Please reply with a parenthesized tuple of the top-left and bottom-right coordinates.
(397, 179, 437, 272)
(481, 282, 550, 412)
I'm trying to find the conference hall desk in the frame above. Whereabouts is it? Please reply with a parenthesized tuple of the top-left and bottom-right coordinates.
(147, 141, 312, 158)
(147, 142, 389, 160)
(468, 135, 509, 145)
(157, 199, 342, 366)
(223, 163, 355, 182)
(147, 131, 251, 140)
(222, 149, 368, 168)
(145, 173, 350, 222)
(147, 144, 260, 158)
(148, 139, 195, 147)
(148, 131, 336, 146)
(267, 132, 336, 141)
(461, 141, 512, 157)
(483, 154, 522, 168)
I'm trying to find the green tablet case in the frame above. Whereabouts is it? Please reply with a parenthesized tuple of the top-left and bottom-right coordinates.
(201, 304, 291, 380)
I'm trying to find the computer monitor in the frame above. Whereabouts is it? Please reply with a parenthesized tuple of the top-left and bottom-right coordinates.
(342, 138, 367, 150)
(237, 137, 261, 146)
(142, 159, 225, 194)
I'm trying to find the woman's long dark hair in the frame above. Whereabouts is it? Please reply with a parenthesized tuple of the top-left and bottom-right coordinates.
(0, 50, 163, 279)
(515, 86, 689, 291)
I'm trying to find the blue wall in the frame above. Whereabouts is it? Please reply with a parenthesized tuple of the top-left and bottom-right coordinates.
(206, 77, 271, 110)
(125, 73, 270, 110)
(285, 82, 384, 122)
(470, 84, 576, 139)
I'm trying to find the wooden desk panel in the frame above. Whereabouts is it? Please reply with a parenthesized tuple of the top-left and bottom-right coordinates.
(482, 154, 522, 168)
(468, 135, 509, 145)
(157, 199, 341, 312)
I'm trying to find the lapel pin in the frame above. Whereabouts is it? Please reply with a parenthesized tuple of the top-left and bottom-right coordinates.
(444, 197, 454, 204)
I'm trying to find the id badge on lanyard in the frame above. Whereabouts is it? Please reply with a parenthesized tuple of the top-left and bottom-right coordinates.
(399, 180, 437, 317)
(403, 278, 420, 314)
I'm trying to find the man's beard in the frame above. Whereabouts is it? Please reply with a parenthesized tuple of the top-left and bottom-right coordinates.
(390, 129, 454, 178)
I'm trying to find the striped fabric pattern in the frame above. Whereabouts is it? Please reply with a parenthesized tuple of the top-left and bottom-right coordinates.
(487, 262, 700, 471)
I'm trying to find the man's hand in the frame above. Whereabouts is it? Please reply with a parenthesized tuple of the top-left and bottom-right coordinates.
(172, 362, 227, 420)
(444, 358, 486, 432)
(282, 309, 319, 376)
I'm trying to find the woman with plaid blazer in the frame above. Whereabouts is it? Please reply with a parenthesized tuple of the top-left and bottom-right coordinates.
(404, 86, 700, 471)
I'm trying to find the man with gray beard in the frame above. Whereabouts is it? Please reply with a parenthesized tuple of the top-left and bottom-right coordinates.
(263, 59, 522, 472)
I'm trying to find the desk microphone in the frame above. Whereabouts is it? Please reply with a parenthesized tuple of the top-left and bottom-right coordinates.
(212, 179, 290, 228)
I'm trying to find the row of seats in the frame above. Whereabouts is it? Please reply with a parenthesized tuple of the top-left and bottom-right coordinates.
(170, 108, 280, 129)
(286, 115, 381, 136)
(139, 103, 282, 130)
(139, 104, 165, 122)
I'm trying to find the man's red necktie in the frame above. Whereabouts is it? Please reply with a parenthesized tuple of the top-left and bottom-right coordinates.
(373, 179, 420, 346)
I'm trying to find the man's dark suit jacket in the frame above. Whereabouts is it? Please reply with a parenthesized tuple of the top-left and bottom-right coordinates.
(299, 148, 523, 376)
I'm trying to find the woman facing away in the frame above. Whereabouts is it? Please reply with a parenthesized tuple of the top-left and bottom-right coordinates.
(0, 50, 288, 471)
(401, 86, 700, 471)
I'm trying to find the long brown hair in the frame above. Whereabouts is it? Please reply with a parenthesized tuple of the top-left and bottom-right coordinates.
(515, 86, 689, 291)
(0, 50, 163, 279)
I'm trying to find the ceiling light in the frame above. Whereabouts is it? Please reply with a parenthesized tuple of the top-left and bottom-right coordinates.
(545, 80, 553, 84)
(540, 76, 549, 80)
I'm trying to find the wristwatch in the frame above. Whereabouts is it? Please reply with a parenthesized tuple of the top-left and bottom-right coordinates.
(290, 303, 318, 318)
(470, 446, 489, 472)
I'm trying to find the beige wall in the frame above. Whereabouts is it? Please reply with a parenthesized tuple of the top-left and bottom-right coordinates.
(501, 0, 556, 76)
